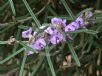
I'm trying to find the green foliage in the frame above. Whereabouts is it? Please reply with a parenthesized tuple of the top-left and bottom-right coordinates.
(0, 0, 102, 76)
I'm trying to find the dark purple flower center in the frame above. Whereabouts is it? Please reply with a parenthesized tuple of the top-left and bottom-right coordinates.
(39, 43, 43, 48)
(56, 37, 59, 40)
(51, 27, 55, 31)
(53, 21, 57, 23)
(68, 28, 71, 31)
(26, 32, 30, 35)
(72, 25, 76, 29)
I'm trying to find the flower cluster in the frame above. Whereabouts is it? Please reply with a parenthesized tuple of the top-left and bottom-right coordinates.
(22, 12, 93, 55)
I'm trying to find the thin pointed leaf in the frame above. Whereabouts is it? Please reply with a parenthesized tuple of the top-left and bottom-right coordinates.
(0, 41, 8, 44)
(22, 0, 41, 27)
(68, 29, 98, 34)
(68, 42, 81, 66)
(31, 56, 44, 76)
(47, 5, 58, 16)
(0, 48, 24, 64)
(0, 1, 9, 11)
(45, 46, 56, 76)
(19, 53, 27, 76)
(9, 0, 16, 15)
(12, 29, 21, 53)
(60, 0, 75, 20)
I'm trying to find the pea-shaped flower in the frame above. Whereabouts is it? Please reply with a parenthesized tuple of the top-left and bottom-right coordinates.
(51, 17, 67, 27)
(22, 27, 32, 38)
(29, 38, 46, 51)
(51, 17, 62, 25)
(64, 22, 79, 32)
(75, 17, 84, 27)
(49, 32, 65, 44)
(44, 27, 58, 35)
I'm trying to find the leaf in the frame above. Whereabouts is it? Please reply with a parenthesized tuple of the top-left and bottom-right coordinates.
(9, 0, 16, 15)
(68, 29, 98, 35)
(31, 55, 44, 76)
(0, 48, 24, 64)
(22, 0, 41, 27)
(0, 41, 8, 44)
(0, 1, 9, 11)
(18, 25, 30, 30)
(47, 5, 58, 16)
(19, 53, 27, 76)
(60, 0, 75, 20)
(68, 42, 81, 66)
(12, 29, 21, 53)
(45, 46, 56, 76)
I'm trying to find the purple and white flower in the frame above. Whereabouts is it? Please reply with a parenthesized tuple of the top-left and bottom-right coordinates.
(44, 27, 58, 35)
(29, 38, 46, 50)
(75, 17, 84, 27)
(51, 17, 67, 27)
(64, 21, 80, 32)
(49, 32, 65, 44)
(51, 17, 62, 25)
(22, 27, 32, 38)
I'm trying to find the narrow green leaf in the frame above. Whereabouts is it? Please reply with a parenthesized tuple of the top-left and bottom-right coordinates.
(12, 29, 21, 53)
(0, 1, 9, 11)
(45, 46, 56, 76)
(68, 42, 81, 66)
(31, 56, 44, 76)
(76, 66, 80, 76)
(0, 41, 8, 44)
(47, 5, 58, 16)
(60, 0, 75, 20)
(22, 0, 41, 27)
(85, 30, 98, 35)
(9, 0, 16, 15)
(68, 29, 98, 34)
(19, 53, 27, 76)
(0, 48, 24, 64)
(18, 25, 29, 30)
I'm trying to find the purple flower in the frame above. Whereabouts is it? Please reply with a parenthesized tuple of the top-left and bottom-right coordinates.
(49, 32, 65, 44)
(44, 27, 58, 35)
(51, 17, 62, 25)
(51, 17, 67, 26)
(22, 27, 32, 38)
(71, 22, 79, 29)
(30, 38, 46, 50)
(75, 17, 84, 27)
(64, 22, 79, 32)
